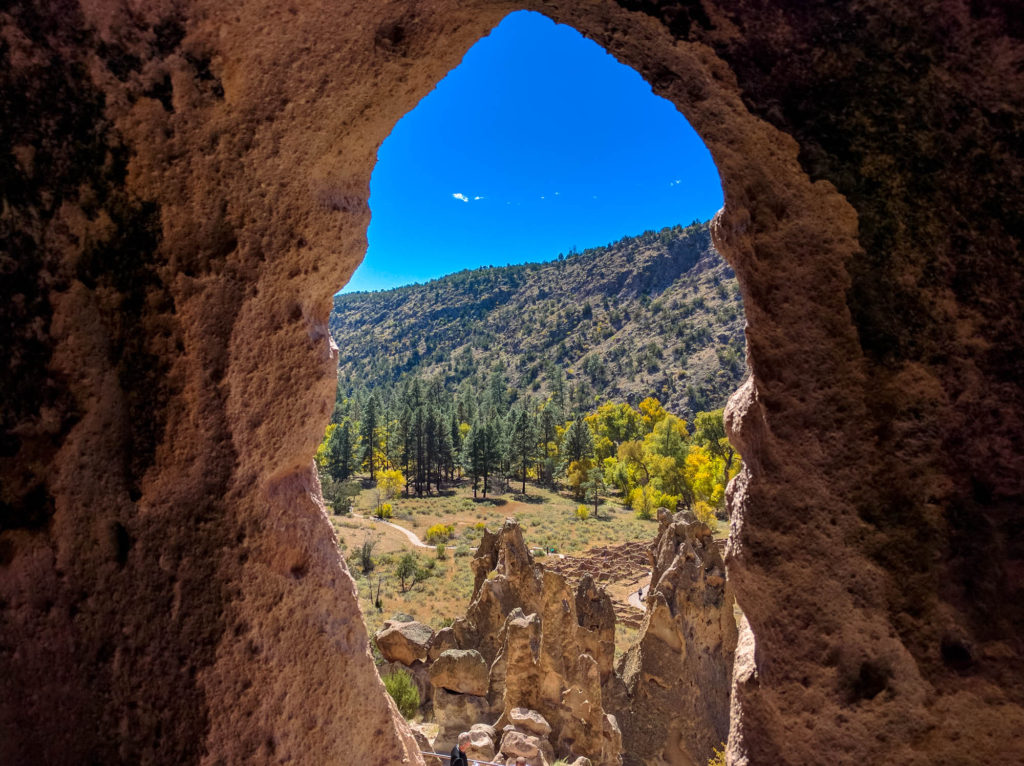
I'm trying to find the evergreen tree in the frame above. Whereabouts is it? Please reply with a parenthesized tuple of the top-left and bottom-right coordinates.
(508, 406, 538, 493)
(327, 419, 355, 482)
(361, 394, 379, 480)
(449, 412, 463, 480)
(560, 415, 596, 473)
(461, 421, 485, 499)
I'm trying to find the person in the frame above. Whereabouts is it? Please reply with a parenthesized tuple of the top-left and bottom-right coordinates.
(450, 732, 470, 766)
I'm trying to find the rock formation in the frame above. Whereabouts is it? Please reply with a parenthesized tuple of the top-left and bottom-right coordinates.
(429, 649, 493, 750)
(377, 619, 435, 666)
(2, 1, 1023, 764)
(450, 520, 623, 765)
(615, 510, 738, 766)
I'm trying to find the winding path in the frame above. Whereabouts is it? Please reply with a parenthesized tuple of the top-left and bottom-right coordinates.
(627, 573, 652, 611)
(352, 514, 432, 549)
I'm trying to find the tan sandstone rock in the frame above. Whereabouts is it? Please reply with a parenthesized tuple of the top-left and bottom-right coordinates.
(465, 725, 497, 762)
(508, 707, 552, 737)
(3, 3, 1023, 765)
(429, 648, 490, 697)
(615, 510, 737, 766)
(376, 620, 435, 666)
(409, 723, 441, 766)
(432, 687, 490, 752)
(459, 521, 622, 766)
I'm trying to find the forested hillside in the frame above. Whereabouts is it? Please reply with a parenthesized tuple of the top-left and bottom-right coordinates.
(330, 220, 746, 416)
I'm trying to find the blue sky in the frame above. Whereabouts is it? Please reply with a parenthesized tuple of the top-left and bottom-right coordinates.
(342, 11, 723, 294)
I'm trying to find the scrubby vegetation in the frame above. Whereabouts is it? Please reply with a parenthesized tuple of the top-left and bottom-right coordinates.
(382, 668, 419, 719)
(330, 221, 745, 418)
(323, 219, 746, 653)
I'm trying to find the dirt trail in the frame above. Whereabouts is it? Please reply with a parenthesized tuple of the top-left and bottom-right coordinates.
(627, 573, 652, 611)
(352, 514, 432, 549)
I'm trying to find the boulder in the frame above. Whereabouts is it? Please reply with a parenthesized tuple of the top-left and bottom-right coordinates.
(428, 626, 459, 661)
(429, 649, 489, 697)
(499, 727, 554, 766)
(470, 721, 497, 743)
(432, 687, 490, 752)
(375, 620, 434, 666)
(507, 707, 551, 737)
(465, 726, 496, 762)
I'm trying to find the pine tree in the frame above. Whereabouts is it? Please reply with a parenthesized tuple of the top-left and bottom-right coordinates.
(361, 394, 379, 480)
(461, 422, 485, 499)
(508, 407, 538, 493)
(327, 419, 355, 482)
(560, 416, 596, 473)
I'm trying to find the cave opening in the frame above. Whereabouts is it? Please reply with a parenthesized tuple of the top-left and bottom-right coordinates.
(319, 11, 743, 765)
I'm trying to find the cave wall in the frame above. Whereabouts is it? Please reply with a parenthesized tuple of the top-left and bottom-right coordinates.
(1, 0, 1021, 764)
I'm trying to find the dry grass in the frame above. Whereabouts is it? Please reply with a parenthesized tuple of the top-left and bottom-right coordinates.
(329, 475, 726, 650)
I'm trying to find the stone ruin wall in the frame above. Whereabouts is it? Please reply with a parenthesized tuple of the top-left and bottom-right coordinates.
(1, 0, 1022, 763)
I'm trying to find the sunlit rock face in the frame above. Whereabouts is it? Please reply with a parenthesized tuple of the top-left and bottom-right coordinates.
(615, 510, 737, 766)
(1, 1, 1022, 764)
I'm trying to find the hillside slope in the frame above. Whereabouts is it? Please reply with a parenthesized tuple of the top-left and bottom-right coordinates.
(330, 221, 747, 415)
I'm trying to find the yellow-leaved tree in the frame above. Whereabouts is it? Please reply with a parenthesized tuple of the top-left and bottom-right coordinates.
(378, 468, 404, 499)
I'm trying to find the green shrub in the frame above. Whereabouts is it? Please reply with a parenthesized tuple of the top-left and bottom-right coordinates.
(454, 544, 471, 558)
(436, 543, 447, 560)
(382, 668, 419, 719)
(358, 540, 375, 575)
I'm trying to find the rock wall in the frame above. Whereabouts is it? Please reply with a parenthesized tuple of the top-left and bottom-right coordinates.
(454, 521, 623, 765)
(2, 1, 1023, 764)
(615, 510, 737, 766)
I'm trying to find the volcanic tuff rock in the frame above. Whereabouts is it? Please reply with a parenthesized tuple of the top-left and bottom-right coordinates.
(432, 688, 490, 753)
(615, 510, 737, 766)
(452, 520, 623, 766)
(429, 649, 490, 697)
(376, 619, 435, 666)
(3, 0, 1023, 763)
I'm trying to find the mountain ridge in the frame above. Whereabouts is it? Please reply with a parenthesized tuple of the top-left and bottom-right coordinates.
(330, 221, 747, 416)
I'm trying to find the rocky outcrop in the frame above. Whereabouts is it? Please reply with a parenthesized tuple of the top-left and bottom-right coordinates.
(465, 723, 498, 762)
(432, 688, 489, 753)
(376, 619, 434, 666)
(2, 1, 1023, 764)
(429, 649, 490, 697)
(409, 724, 442, 766)
(453, 520, 622, 766)
(615, 510, 737, 766)
(429, 647, 492, 752)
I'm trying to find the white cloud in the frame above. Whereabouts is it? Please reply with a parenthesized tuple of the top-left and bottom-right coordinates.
(473, 195, 484, 201)
(452, 193, 469, 203)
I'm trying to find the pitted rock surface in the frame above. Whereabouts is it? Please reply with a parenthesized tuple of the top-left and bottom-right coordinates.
(2, 1, 1023, 764)
(429, 648, 490, 697)
(376, 619, 434, 666)
(614, 511, 737, 766)
(456, 521, 622, 765)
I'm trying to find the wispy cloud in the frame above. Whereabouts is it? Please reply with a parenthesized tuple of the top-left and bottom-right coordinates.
(452, 193, 470, 203)
(473, 195, 484, 201)
(669, 179, 682, 186)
